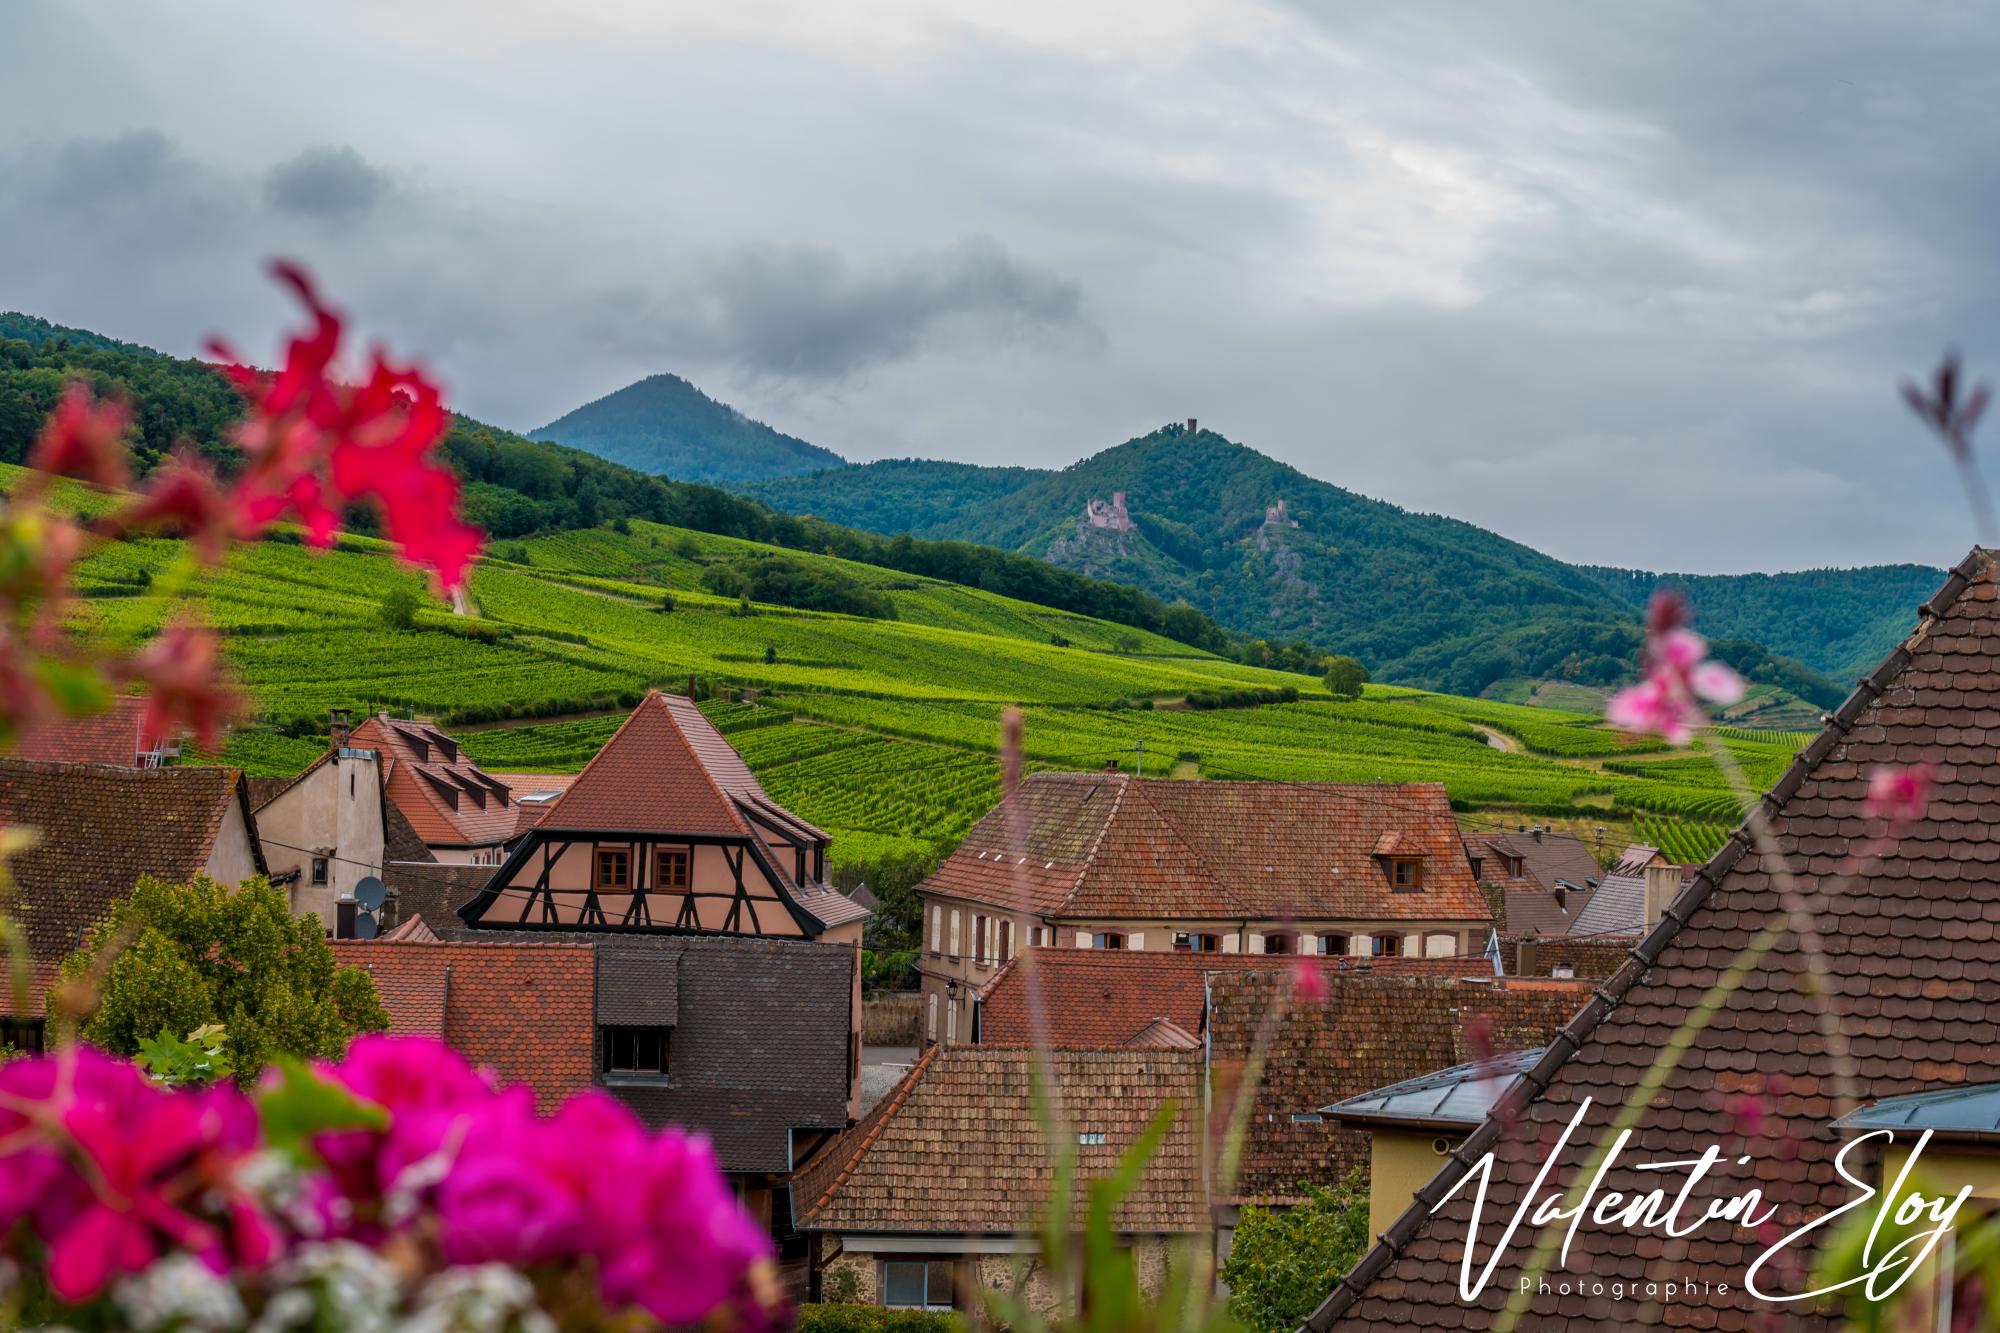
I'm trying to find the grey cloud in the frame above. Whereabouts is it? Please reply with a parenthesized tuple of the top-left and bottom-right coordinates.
(267, 146, 389, 222)
(676, 236, 1087, 379)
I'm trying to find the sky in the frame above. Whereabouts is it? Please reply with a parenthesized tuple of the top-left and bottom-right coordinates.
(3, 1, 1999, 574)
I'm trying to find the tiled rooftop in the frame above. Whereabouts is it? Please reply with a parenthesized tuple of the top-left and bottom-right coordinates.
(926, 773, 1488, 923)
(1315, 549, 2000, 1332)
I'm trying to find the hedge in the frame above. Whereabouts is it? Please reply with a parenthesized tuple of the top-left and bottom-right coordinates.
(797, 1305, 965, 1333)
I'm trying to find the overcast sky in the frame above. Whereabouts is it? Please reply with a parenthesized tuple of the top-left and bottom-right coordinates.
(4, 2, 1998, 573)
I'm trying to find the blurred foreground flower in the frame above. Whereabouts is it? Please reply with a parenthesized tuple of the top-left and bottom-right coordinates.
(0, 1036, 777, 1329)
(1863, 761, 1933, 834)
(1605, 591, 1745, 745)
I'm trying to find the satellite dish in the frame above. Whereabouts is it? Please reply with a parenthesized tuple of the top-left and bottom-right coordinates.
(354, 876, 386, 911)
(352, 912, 379, 940)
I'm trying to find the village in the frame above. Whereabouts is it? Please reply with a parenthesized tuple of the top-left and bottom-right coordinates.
(2, 545, 1992, 1331)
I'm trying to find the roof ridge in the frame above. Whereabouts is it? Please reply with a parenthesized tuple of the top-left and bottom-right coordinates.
(1124, 779, 1254, 918)
(1058, 774, 1132, 914)
(805, 1043, 940, 1224)
(1297, 546, 1994, 1333)
(653, 694, 755, 839)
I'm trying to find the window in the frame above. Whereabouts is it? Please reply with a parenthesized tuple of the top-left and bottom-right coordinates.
(655, 848, 690, 889)
(974, 915, 989, 963)
(1091, 932, 1126, 950)
(1291, 1112, 1324, 1124)
(602, 1025, 669, 1077)
(594, 848, 631, 891)
(1391, 858, 1424, 890)
(1078, 1131, 1108, 1146)
(1261, 933, 1294, 955)
(335, 901, 357, 938)
(882, 1260, 955, 1311)
(1317, 933, 1350, 956)
(999, 920, 1014, 963)
(929, 905, 942, 954)
(1174, 932, 1220, 952)
(949, 910, 962, 957)
(1371, 934, 1402, 957)
(927, 993, 938, 1040)
(310, 856, 329, 885)
(946, 999, 958, 1044)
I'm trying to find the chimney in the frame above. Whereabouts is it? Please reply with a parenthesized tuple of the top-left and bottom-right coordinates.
(1104, 759, 1120, 773)
(686, 673, 697, 699)
(328, 707, 352, 753)
(1532, 826, 1544, 843)
(1553, 884, 1566, 912)
(1642, 861, 1681, 929)
(1186, 418, 1197, 434)
(1517, 935, 1539, 977)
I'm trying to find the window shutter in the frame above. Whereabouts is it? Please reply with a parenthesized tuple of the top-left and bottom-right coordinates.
(949, 910, 961, 957)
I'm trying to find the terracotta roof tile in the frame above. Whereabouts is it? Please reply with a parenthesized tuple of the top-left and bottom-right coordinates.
(928, 774, 1487, 923)
(803, 1047, 1206, 1234)
(976, 949, 1498, 1048)
(1465, 829, 1602, 936)
(330, 938, 595, 1113)
(1, 760, 262, 966)
(353, 714, 518, 850)
(1315, 549, 2000, 1333)
(10, 696, 169, 767)
(1206, 969, 1589, 1205)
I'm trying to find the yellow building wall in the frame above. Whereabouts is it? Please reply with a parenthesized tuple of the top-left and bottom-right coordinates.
(1367, 1129, 1462, 1237)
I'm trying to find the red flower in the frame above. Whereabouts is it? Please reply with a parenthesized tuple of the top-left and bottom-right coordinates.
(1290, 955, 1328, 1004)
(120, 449, 234, 564)
(117, 621, 240, 752)
(1863, 761, 1934, 833)
(29, 382, 132, 492)
(207, 262, 482, 591)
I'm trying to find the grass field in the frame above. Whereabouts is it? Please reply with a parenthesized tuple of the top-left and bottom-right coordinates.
(38, 472, 1794, 878)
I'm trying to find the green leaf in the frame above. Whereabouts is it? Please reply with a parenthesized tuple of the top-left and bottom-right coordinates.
(258, 1056, 387, 1166)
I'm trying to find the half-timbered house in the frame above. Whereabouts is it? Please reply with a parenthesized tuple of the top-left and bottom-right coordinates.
(456, 691, 867, 942)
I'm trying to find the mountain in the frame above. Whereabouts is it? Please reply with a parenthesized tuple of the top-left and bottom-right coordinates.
(745, 422, 1943, 695)
(531, 373, 844, 484)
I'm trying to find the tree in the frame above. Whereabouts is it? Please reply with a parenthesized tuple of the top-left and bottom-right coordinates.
(379, 585, 419, 630)
(56, 875, 389, 1083)
(1323, 655, 1369, 700)
(1219, 1173, 1370, 1333)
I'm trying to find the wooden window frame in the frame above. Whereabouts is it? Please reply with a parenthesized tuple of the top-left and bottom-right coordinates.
(655, 847, 691, 890)
(1390, 857, 1425, 890)
(601, 1024, 669, 1079)
(1091, 932, 1127, 950)
(1371, 933, 1403, 958)
(1317, 932, 1351, 956)
(594, 847, 632, 892)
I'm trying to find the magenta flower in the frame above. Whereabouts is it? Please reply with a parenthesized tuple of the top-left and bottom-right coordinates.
(1605, 591, 1745, 744)
(1291, 955, 1329, 1004)
(1863, 761, 1934, 832)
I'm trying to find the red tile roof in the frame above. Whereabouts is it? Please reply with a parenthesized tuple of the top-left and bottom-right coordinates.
(351, 714, 519, 850)
(1313, 549, 2000, 1332)
(801, 1046, 1207, 1235)
(10, 696, 172, 767)
(329, 939, 596, 1113)
(926, 773, 1488, 923)
(1464, 828, 1601, 936)
(977, 950, 1501, 1047)
(1206, 969, 1591, 1205)
(1, 760, 265, 966)
(540, 693, 824, 842)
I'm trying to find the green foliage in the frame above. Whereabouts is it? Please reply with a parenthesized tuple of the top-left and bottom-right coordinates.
(258, 1055, 390, 1167)
(1322, 655, 1368, 700)
(134, 1021, 233, 1087)
(702, 554, 898, 620)
(60, 875, 389, 1081)
(378, 585, 419, 630)
(860, 948, 920, 992)
(797, 1305, 963, 1333)
(1220, 1173, 1370, 1333)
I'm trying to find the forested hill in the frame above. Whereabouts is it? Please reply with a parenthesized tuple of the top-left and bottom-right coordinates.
(744, 423, 1942, 694)
(0, 315, 1240, 658)
(531, 373, 844, 484)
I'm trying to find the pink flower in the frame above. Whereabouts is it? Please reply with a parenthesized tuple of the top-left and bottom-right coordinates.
(1605, 590, 1745, 744)
(120, 449, 234, 564)
(1864, 762, 1933, 831)
(29, 381, 133, 491)
(1291, 955, 1328, 1004)
(116, 621, 241, 752)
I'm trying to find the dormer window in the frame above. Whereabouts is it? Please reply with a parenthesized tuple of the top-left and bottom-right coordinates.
(1390, 858, 1424, 890)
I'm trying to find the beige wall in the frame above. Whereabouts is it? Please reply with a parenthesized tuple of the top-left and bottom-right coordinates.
(203, 793, 265, 890)
(1364, 1128, 1463, 1236)
(917, 887, 1487, 1045)
(1882, 1144, 2000, 1202)
(821, 1237, 1176, 1314)
(429, 845, 509, 867)
(255, 754, 387, 930)
(484, 838, 810, 935)
(823, 918, 866, 1119)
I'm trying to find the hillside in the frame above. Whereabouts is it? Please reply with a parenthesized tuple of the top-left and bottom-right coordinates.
(532, 373, 844, 484)
(38, 470, 1792, 877)
(745, 423, 1941, 692)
